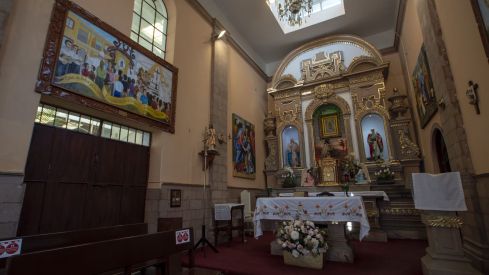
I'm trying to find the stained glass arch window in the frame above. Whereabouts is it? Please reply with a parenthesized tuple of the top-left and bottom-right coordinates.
(131, 0, 168, 59)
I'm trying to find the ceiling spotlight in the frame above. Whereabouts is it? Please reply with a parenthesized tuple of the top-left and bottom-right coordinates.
(217, 30, 226, 39)
(212, 29, 226, 41)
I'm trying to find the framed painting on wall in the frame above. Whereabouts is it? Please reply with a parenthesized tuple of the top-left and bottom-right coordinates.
(412, 45, 437, 129)
(471, 0, 489, 61)
(319, 114, 339, 138)
(232, 114, 256, 179)
(36, 0, 178, 132)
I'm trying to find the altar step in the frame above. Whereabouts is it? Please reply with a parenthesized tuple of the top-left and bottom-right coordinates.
(372, 184, 426, 240)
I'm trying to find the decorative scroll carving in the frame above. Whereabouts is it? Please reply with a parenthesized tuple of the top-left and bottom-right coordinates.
(264, 112, 276, 138)
(275, 74, 298, 89)
(398, 130, 420, 159)
(265, 138, 279, 171)
(276, 103, 300, 124)
(422, 215, 464, 228)
(380, 208, 420, 216)
(313, 83, 335, 100)
(300, 51, 345, 82)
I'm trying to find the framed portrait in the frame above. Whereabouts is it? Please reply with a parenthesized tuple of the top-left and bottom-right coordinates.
(471, 0, 489, 61)
(319, 114, 339, 138)
(170, 189, 181, 208)
(36, 0, 178, 132)
(232, 114, 256, 179)
(412, 45, 437, 129)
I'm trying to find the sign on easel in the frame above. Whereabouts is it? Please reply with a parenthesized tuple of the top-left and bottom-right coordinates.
(175, 229, 190, 245)
(0, 239, 22, 259)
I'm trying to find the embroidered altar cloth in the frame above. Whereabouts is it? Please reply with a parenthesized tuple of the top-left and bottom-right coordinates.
(253, 197, 370, 240)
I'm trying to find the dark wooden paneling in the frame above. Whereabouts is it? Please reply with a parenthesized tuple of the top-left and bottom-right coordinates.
(120, 186, 147, 224)
(40, 182, 87, 233)
(23, 125, 54, 182)
(19, 124, 150, 235)
(49, 129, 97, 183)
(17, 182, 46, 236)
(83, 185, 122, 228)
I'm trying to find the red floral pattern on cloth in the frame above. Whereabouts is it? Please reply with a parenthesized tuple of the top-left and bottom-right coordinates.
(253, 197, 370, 240)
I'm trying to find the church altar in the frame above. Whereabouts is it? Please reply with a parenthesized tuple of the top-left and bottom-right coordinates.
(253, 197, 370, 240)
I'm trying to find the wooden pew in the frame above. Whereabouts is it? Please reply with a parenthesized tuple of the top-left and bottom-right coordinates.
(6, 228, 195, 275)
(0, 223, 147, 269)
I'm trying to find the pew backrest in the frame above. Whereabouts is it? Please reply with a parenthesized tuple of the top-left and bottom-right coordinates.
(6, 228, 194, 275)
(0, 223, 147, 269)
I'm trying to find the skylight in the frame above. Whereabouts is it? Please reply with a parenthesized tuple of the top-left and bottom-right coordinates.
(267, 0, 345, 34)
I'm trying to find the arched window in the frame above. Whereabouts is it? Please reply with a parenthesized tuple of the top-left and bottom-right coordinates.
(131, 0, 168, 59)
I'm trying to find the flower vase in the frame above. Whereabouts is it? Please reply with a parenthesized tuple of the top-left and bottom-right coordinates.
(283, 251, 323, 269)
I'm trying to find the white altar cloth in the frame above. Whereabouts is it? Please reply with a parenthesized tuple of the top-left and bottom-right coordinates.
(277, 191, 389, 201)
(412, 172, 467, 211)
(253, 197, 370, 240)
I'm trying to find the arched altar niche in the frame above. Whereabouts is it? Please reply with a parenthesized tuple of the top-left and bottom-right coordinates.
(312, 104, 347, 158)
(281, 125, 302, 168)
(361, 114, 389, 161)
(304, 85, 353, 167)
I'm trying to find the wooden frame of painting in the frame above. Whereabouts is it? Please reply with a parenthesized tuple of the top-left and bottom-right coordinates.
(36, 0, 178, 132)
(319, 114, 339, 138)
(170, 189, 181, 208)
(232, 114, 256, 179)
(412, 45, 437, 129)
(471, 0, 489, 62)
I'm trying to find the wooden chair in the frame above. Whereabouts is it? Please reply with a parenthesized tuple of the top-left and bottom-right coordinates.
(213, 204, 245, 246)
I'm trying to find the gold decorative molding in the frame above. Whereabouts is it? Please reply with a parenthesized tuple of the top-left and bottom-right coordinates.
(313, 83, 336, 100)
(301, 51, 346, 82)
(273, 89, 301, 100)
(380, 208, 420, 216)
(398, 130, 420, 159)
(422, 215, 464, 228)
(271, 35, 384, 87)
(348, 71, 384, 85)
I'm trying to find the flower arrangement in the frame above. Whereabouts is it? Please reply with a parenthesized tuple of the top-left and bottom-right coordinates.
(281, 166, 296, 188)
(374, 164, 395, 181)
(276, 220, 328, 258)
(340, 155, 361, 182)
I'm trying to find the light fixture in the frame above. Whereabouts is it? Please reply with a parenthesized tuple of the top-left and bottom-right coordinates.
(212, 29, 226, 41)
(276, 0, 313, 26)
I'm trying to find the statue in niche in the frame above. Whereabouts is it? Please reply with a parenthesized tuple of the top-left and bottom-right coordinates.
(206, 124, 217, 151)
(287, 138, 301, 167)
(367, 128, 384, 160)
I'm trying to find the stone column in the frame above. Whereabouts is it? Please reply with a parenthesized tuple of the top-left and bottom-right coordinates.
(421, 211, 481, 275)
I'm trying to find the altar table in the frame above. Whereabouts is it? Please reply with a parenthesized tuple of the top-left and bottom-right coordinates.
(253, 197, 370, 240)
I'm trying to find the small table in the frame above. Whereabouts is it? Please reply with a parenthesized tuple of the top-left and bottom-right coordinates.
(213, 203, 244, 246)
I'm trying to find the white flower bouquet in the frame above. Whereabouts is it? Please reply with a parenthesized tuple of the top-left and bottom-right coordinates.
(276, 219, 328, 258)
(281, 166, 296, 188)
(374, 164, 395, 181)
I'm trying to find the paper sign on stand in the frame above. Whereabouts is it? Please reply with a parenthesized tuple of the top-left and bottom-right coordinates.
(0, 239, 22, 259)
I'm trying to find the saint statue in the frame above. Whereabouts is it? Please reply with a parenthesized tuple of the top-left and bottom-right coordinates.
(206, 124, 217, 151)
(367, 128, 383, 160)
(287, 138, 300, 167)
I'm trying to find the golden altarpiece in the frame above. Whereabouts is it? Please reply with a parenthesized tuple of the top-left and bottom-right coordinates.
(263, 35, 422, 190)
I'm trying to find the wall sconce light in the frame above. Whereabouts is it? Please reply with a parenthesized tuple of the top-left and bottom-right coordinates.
(437, 96, 446, 110)
(212, 29, 226, 41)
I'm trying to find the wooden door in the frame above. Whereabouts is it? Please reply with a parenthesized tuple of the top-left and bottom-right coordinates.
(18, 124, 150, 235)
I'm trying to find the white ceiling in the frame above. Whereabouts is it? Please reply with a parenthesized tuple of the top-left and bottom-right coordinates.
(197, 0, 401, 75)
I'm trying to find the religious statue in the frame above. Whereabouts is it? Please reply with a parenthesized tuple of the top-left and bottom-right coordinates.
(206, 124, 217, 151)
(301, 168, 315, 187)
(355, 169, 368, 184)
(367, 128, 383, 160)
(287, 138, 300, 167)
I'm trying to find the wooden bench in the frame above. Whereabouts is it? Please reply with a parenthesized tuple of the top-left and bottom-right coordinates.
(6, 228, 195, 275)
(0, 223, 147, 269)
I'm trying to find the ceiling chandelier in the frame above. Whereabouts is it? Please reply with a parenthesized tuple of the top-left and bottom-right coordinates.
(277, 0, 313, 26)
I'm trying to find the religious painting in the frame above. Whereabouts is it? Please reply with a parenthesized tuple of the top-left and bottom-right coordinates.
(412, 45, 437, 129)
(361, 114, 389, 161)
(471, 0, 489, 61)
(232, 114, 256, 179)
(319, 114, 339, 138)
(281, 126, 301, 168)
(36, 0, 178, 132)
